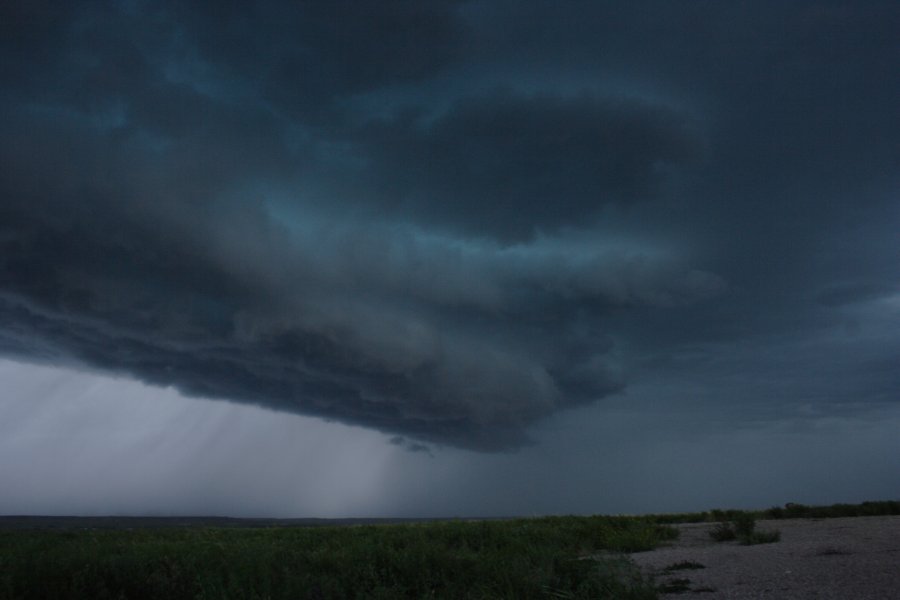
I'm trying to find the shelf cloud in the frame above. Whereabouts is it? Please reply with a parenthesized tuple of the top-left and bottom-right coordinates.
(2, 1, 898, 456)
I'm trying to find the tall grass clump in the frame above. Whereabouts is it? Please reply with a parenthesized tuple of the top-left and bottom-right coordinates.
(0, 516, 672, 599)
(708, 513, 780, 545)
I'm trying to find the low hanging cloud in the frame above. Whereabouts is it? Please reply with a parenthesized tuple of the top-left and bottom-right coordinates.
(0, 187, 723, 449)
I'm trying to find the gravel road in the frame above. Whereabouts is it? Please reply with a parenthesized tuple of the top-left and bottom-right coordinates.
(630, 515, 900, 599)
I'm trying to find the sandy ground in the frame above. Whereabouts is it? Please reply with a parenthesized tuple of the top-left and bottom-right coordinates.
(630, 515, 900, 599)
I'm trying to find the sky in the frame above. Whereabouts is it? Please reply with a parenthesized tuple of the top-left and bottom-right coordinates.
(1, 1, 898, 517)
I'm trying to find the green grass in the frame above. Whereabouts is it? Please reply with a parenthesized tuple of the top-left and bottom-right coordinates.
(708, 521, 737, 542)
(708, 514, 780, 546)
(763, 500, 900, 520)
(742, 530, 780, 545)
(648, 499, 900, 525)
(0, 516, 672, 600)
(3, 499, 894, 599)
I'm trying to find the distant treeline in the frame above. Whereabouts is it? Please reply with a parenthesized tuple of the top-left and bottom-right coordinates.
(650, 499, 900, 524)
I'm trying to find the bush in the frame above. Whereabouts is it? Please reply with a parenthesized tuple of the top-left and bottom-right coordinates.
(709, 514, 780, 546)
(709, 521, 736, 542)
(742, 530, 781, 545)
(732, 513, 756, 538)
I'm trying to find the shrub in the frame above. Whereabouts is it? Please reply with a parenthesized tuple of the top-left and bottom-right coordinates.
(732, 513, 756, 538)
(742, 530, 781, 545)
(709, 521, 736, 542)
(709, 513, 780, 545)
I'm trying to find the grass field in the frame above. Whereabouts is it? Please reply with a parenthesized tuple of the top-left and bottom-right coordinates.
(0, 516, 674, 599)
(2, 500, 896, 599)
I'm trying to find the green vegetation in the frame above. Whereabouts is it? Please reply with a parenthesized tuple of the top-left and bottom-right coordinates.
(708, 513, 780, 546)
(764, 500, 900, 520)
(0, 516, 673, 600)
(2, 500, 894, 599)
(745, 530, 781, 545)
(662, 561, 704, 572)
(656, 563, 707, 594)
(649, 499, 900, 525)
(708, 520, 737, 542)
(663, 499, 900, 547)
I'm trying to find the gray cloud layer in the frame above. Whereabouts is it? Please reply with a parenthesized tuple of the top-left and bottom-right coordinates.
(343, 92, 702, 239)
(2, 1, 898, 450)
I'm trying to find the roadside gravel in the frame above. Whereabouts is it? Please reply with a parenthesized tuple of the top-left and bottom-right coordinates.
(630, 515, 900, 599)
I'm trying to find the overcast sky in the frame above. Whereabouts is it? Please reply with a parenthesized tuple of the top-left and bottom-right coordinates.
(1, 1, 899, 517)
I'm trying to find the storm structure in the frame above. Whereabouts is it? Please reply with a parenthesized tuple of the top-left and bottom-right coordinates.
(1, 2, 898, 516)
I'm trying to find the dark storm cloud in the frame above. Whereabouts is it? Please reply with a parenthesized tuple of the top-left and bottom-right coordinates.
(346, 92, 701, 239)
(165, 1, 465, 122)
(0, 173, 721, 449)
(2, 0, 898, 452)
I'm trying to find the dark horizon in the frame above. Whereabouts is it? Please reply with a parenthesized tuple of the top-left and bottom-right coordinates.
(3, 498, 898, 527)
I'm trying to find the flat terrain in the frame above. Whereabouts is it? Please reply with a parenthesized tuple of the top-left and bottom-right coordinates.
(0, 514, 666, 599)
(0, 515, 442, 530)
(631, 515, 900, 599)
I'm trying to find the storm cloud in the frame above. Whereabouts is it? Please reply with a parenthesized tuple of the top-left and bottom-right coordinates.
(0, 0, 723, 450)
(343, 91, 702, 238)
(2, 0, 898, 460)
